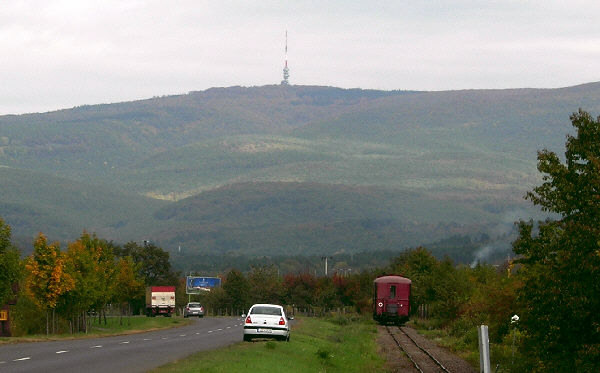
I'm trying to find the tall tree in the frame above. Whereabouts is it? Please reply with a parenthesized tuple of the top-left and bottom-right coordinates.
(61, 232, 116, 332)
(283, 273, 317, 309)
(24, 233, 74, 334)
(113, 256, 144, 323)
(247, 265, 282, 305)
(0, 218, 21, 307)
(314, 276, 340, 309)
(513, 109, 600, 371)
(388, 247, 439, 313)
(222, 269, 249, 314)
(118, 241, 179, 286)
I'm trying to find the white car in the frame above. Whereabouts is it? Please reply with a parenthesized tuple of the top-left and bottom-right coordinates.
(183, 302, 204, 318)
(243, 304, 290, 342)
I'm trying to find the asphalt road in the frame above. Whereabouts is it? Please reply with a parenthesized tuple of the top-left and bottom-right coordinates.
(0, 316, 244, 373)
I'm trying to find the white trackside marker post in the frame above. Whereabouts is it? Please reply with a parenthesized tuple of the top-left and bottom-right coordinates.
(478, 325, 491, 373)
(511, 315, 519, 366)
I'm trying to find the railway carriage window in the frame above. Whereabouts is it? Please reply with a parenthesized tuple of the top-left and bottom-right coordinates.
(390, 285, 396, 299)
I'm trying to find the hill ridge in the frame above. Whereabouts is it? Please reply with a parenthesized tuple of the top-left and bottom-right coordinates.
(1, 83, 597, 259)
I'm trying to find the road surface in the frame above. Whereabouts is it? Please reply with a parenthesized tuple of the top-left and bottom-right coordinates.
(0, 316, 243, 373)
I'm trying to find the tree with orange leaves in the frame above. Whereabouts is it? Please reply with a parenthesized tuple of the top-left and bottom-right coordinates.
(24, 233, 74, 335)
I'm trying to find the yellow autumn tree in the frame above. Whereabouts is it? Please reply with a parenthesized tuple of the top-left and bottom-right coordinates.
(61, 232, 117, 332)
(114, 256, 144, 325)
(24, 233, 74, 335)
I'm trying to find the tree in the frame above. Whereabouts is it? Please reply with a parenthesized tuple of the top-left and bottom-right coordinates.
(513, 110, 600, 371)
(24, 233, 74, 334)
(0, 218, 21, 307)
(222, 269, 249, 314)
(247, 265, 282, 305)
(117, 241, 179, 286)
(314, 276, 341, 309)
(61, 232, 116, 332)
(113, 256, 144, 324)
(283, 273, 317, 309)
(388, 247, 439, 313)
(461, 264, 520, 342)
(430, 258, 471, 322)
(335, 270, 376, 313)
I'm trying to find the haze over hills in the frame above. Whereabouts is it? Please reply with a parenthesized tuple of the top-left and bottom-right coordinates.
(1, 83, 599, 262)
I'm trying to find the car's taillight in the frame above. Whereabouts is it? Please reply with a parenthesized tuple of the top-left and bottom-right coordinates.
(279, 317, 285, 325)
(186, 307, 189, 311)
(200, 307, 203, 311)
(245, 316, 252, 324)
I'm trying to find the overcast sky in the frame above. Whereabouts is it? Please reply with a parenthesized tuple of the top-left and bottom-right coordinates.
(1, 1, 599, 115)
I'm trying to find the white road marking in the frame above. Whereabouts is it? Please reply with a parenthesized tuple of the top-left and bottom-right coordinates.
(195, 332, 200, 335)
(217, 328, 223, 331)
(161, 337, 168, 340)
(91, 345, 103, 348)
(56, 350, 69, 354)
(179, 334, 186, 337)
(226, 326, 231, 329)
(143, 338, 151, 341)
(120, 341, 130, 344)
(208, 330, 213, 333)
(13, 357, 31, 361)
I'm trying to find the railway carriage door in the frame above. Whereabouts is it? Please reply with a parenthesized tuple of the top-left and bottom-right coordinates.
(386, 285, 398, 314)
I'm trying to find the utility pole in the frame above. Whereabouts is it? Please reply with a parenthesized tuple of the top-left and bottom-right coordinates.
(187, 271, 192, 303)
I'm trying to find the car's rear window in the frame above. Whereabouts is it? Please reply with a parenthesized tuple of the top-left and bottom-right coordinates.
(188, 303, 200, 307)
(250, 306, 282, 316)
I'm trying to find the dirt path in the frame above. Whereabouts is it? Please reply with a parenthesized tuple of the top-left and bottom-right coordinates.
(377, 325, 476, 372)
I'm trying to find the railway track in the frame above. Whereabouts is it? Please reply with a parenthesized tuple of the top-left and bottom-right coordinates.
(385, 325, 450, 373)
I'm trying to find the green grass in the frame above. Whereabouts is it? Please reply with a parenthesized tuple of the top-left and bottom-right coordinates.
(411, 319, 480, 367)
(411, 318, 526, 373)
(152, 316, 386, 373)
(87, 315, 191, 335)
(0, 315, 192, 344)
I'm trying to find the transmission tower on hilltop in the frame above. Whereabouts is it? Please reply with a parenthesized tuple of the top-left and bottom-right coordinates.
(281, 30, 290, 85)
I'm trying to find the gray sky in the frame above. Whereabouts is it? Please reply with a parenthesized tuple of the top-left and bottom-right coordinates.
(1, 0, 599, 115)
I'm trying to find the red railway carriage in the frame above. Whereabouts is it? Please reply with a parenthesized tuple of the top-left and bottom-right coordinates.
(373, 275, 411, 325)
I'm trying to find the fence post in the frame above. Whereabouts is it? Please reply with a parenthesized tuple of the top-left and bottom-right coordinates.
(478, 325, 491, 373)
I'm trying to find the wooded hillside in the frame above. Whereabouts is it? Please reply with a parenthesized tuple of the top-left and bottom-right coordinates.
(2, 83, 598, 261)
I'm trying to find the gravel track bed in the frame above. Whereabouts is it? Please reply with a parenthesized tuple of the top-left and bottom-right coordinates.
(378, 325, 476, 372)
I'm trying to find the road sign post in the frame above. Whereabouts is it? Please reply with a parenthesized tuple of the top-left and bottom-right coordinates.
(186, 276, 221, 294)
(0, 308, 10, 337)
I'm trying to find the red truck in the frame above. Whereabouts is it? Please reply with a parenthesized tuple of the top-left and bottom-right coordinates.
(145, 286, 176, 317)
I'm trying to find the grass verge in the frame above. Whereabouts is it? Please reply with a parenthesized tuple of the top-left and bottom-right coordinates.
(152, 315, 386, 373)
(0, 315, 192, 344)
(411, 318, 526, 373)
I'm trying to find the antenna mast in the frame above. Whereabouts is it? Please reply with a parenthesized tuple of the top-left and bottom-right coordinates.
(281, 30, 290, 85)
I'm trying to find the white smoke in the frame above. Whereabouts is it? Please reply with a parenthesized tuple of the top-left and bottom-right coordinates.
(470, 210, 527, 268)
(471, 245, 491, 267)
